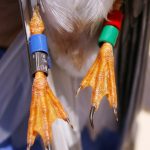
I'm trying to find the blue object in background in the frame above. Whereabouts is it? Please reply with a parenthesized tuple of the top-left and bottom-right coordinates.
(81, 127, 120, 150)
(0, 138, 42, 150)
(14, 138, 43, 150)
(0, 48, 13, 150)
(0, 48, 6, 59)
(0, 138, 13, 150)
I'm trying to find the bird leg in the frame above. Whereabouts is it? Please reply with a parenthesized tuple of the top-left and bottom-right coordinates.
(77, 43, 117, 128)
(27, 72, 72, 148)
(27, 7, 72, 149)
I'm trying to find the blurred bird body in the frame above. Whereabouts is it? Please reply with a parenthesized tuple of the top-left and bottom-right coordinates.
(40, 0, 115, 77)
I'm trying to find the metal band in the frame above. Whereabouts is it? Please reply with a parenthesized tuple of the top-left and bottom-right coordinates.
(31, 52, 49, 76)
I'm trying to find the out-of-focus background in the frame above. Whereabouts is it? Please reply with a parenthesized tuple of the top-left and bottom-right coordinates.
(0, 0, 149, 150)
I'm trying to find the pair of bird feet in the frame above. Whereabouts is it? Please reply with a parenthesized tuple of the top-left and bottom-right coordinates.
(27, 43, 117, 149)
(27, 8, 117, 149)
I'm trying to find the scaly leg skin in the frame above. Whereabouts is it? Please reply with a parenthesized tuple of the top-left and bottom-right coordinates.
(27, 72, 72, 149)
(27, 8, 73, 149)
(77, 43, 118, 128)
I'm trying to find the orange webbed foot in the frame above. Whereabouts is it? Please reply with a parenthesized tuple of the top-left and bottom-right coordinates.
(77, 43, 118, 127)
(27, 72, 72, 148)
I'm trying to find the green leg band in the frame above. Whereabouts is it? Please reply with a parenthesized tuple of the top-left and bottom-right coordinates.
(98, 25, 119, 47)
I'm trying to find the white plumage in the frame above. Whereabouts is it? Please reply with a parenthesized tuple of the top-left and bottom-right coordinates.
(41, 0, 114, 32)
(40, 0, 114, 78)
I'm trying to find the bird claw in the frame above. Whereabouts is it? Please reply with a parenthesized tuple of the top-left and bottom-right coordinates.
(113, 107, 118, 122)
(45, 144, 52, 150)
(76, 87, 81, 97)
(66, 118, 74, 129)
(27, 144, 31, 150)
(89, 106, 96, 129)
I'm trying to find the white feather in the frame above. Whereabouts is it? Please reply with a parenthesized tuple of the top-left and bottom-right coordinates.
(39, 0, 115, 77)
(41, 0, 114, 32)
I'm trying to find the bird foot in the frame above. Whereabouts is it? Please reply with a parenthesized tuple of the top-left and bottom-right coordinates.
(27, 72, 72, 147)
(77, 43, 118, 128)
